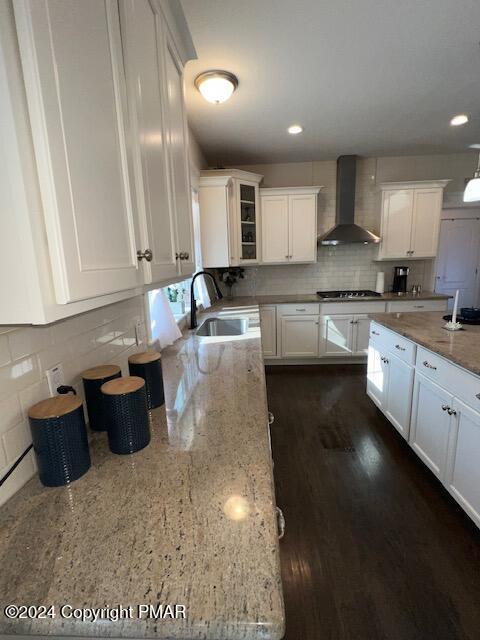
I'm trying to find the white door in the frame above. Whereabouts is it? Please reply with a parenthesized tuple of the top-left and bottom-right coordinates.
(410, 373, 454, 480)
(319, 315, 353, 357)
(281, 316, 319, 358)
(15, 0, 141, 303)
(163, 33, 194, 276)
(261, 196, 289, 263)
(410, 188, 443, 258)
(289, 194, 317, 263)
(366, 340, 389, 409)
(352, 315, 370, 355)
(120, 0, 177, 284)
(379, 190, 414, 259)
(445, 398, 480, 527)
(435, 218, 480, 309)
(259, 306, 277, 357)
(384, 354, 414, 440)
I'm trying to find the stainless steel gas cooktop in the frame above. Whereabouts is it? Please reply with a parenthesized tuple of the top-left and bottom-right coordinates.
(316, 290, 382, 299)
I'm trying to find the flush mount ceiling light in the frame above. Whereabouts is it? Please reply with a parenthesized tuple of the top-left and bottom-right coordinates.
(469, 143, 480, 149)
(464, 152, 480, 202)
(194, 70, 238, 104)
(287, 124, 303, 135)
(450, 113, 469, 126)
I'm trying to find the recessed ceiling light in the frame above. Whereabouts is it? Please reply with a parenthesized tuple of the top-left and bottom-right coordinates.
(288, 124, 303, 135)
(450, 114, 469, 126)
(194, 70, 238, 104)
(469, 144, 480, 149)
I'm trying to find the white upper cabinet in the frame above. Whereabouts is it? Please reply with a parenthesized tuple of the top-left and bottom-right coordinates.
(14, 0, 142, 303)
(0, 0, 195, 323)
(120, 0, 177, 284)
(377, 181, 449, 260)
(198, 169, 263, 268)
(260, 187, 321, 264)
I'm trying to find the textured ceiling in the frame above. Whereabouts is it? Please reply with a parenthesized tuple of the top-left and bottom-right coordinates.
(181, 0, 480, 165)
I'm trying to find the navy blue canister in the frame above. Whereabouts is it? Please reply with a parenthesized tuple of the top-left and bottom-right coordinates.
(101, 376, 150, 455)
(82, 364, 121, 431)
(28, 396, 91, 487)
(128, 351, 164, 409)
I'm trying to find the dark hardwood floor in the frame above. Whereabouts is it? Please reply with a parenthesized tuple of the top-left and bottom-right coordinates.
(266, 364, 480, 640)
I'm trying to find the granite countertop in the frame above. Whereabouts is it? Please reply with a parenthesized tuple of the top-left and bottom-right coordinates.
(230, 292, 449, 305)
(370, 311, 480, 376)
(0, 302, 284, 640)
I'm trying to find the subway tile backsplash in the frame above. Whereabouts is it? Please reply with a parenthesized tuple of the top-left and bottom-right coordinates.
(231, 245, 429, 296)
(0, 296, 147, 507)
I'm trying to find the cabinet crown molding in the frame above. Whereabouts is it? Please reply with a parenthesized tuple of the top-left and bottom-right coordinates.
(379, 180, 450, 191)
(260, 186, 323, 195)
(201, 168, 263, 183)
(199, 176, 232, 187)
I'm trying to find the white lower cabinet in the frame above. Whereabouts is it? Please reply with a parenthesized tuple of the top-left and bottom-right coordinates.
(280, 316, 319, 358)
(367, 322, 480, 528)
(259, 306, 277, 357)
(367, 340, 414, 439)
(445, 398, 480, 527)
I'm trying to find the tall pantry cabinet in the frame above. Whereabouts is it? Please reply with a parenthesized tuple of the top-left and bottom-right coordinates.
(0, 0, 196, 324)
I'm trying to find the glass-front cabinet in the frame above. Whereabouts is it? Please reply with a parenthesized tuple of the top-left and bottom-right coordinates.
(198, 169, 263, 267)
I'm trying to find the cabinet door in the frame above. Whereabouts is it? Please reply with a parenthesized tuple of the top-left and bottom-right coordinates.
(366, 340, 389, 409)
(120, 0, 177, 284)
(238, 181, 260, 264)
(163, 32, 194, 276)
(445, 399, 480, 528)
(352, 315, 370, 355)
(319, 315, 353, 357)
(259, 306, 277, 357)
(379, 190, 414, 259)
(281, 316, 319, 358)
(15, 0, 141, 303)
(261, 195, 289, 263)
(411, 188, 443, 258)
(384, 353, 414, 439)
(289, 194, 317, 263)
(410, 373, 454, 480)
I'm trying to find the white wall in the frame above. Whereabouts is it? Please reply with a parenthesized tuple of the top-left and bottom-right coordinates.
(0, 296, 147, 507)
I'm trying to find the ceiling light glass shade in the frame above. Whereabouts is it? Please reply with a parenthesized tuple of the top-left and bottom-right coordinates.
(464, 153, 480, 202)
(463, 176, 480, 202)
(288, 124, 303, 134)
(194, 71, 238, 104)
(450, 114, 469, 126)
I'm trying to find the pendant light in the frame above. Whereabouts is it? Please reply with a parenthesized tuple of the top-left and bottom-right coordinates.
(194, 70, 238, 104)
(463, 153, 480, 202)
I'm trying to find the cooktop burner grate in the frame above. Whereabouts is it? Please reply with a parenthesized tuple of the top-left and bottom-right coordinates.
(316, 290, 382, 299)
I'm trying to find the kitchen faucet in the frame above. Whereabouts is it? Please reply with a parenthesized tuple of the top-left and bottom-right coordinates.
(190, 271, 223, 329)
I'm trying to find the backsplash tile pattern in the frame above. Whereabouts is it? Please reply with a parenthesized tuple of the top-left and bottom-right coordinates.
(231, 245, 428, 296)
(0, 296, 147, 507)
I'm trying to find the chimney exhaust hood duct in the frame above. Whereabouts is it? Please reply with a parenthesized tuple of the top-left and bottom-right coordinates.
(318, 155, 380, 246)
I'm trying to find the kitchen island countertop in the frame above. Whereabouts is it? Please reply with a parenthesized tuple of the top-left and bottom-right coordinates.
(0, 301, 284, 640)
(369, 311, 480, 376)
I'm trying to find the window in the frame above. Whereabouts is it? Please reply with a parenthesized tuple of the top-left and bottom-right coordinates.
(163, 278, 192, 321)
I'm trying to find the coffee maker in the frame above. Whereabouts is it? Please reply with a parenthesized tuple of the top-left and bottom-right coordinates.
(392, 266, 409, 294)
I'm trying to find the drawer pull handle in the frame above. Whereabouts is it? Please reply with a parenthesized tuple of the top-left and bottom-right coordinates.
(372, 330, 380, 336)
(414, 305, 425, 309)
(476, 393, 480, 400)
(442, 404, 449, 411)
(447, 408, 457, 416)
(423, 360, 437, 370)
(296, 308, 306, 311)
(395, 344, 406, 351)
(276, 507, 286, 539)
(381, 356, 389, 364)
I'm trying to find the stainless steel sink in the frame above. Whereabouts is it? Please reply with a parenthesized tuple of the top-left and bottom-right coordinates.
(196, 317, 249, 337)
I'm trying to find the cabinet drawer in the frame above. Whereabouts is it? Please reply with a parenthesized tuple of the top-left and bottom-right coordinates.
(277, 303, 319, 316)
(370, 322, 416, 364)
(416, 346, 480, 411)
(386, 300, 447, 313)
(320, 301, 386, 314)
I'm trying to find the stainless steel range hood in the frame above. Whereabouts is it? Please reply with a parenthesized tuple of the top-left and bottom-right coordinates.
(318, 155, 380, 246)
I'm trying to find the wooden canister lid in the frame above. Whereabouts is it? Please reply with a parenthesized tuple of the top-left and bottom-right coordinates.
(81, 364, 121, 380)
(101, 376, 145, 396)
(28, 395, 83, 420)
(128, 351, 161, 365)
